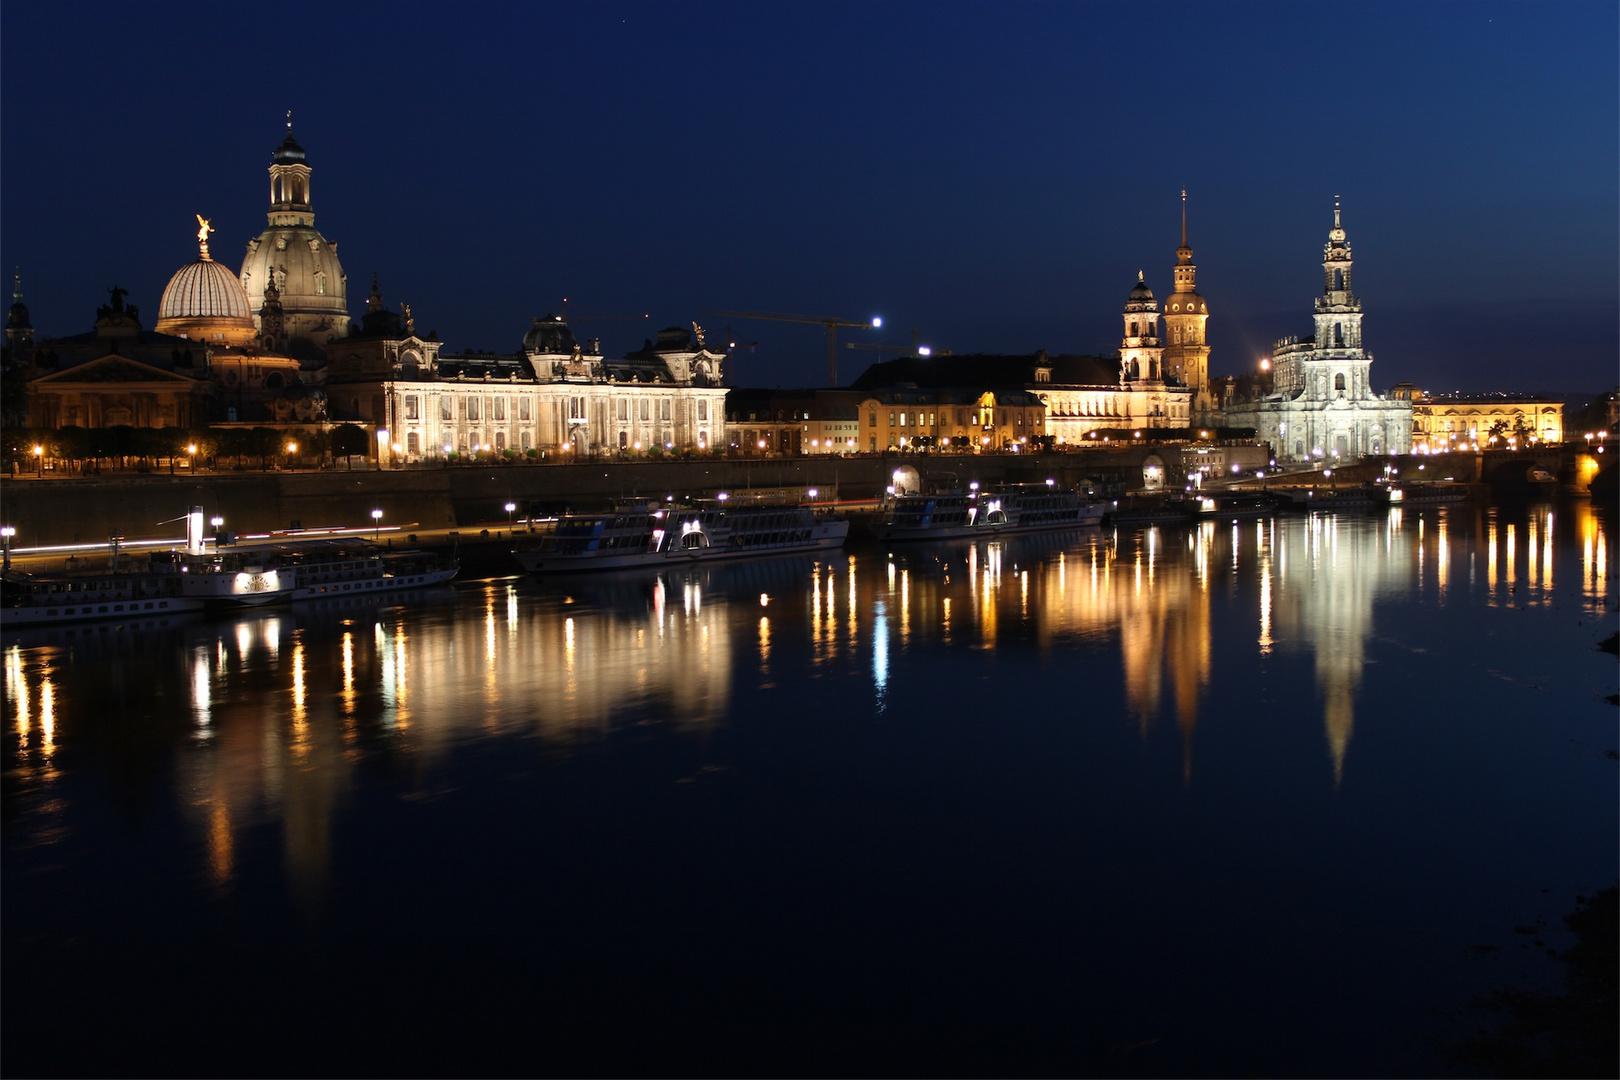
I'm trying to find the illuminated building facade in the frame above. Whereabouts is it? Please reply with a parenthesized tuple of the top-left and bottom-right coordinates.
(1228, 202, 1412, 463)
(1391, 385, 1565, 452)
(327, 294, 728, 460)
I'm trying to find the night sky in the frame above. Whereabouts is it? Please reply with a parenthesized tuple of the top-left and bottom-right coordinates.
(3, 1, 1614, 394)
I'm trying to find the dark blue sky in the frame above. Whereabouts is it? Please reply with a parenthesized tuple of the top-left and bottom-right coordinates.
(3, 1, 1615, 393)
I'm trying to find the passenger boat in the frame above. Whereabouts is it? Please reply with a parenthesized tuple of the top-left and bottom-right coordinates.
(512, 503, 848, 573)
(870, 486, 1106, 541)
(1188, 493, 1280, 520)
(1107, 494, 1192, 526)
(1, 539, 458, 629)
(1373, 481, 1469, 506)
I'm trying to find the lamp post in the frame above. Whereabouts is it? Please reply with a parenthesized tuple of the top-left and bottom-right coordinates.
(371, 508, 383, 540)
(188, 443, 198, 474)
(1, 525, 14, 571)
(505, 501, 516, 529)
(211, 515, 225, 546)
(286, 441, 298, 471)
(33, 444, 43, 477)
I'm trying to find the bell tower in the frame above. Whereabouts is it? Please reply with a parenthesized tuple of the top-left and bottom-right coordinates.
(267, 115, 314, 228)
(1313, 197, 1363, 354)
(1119, 271, 1163, 386)
(1161, 191, 1213, 419)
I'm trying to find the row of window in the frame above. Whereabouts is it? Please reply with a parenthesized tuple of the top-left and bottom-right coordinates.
(402, 394, 714, 424)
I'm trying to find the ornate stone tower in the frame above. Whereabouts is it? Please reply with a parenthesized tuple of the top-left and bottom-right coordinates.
(240, 120, 351, 363)
(1161, 191, 1213, 420)
(1313, 198, 1363, 357)
(1119, 272, 1163, 386)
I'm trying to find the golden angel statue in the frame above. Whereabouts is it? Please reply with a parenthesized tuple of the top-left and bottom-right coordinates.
(196, 215, 213, 245)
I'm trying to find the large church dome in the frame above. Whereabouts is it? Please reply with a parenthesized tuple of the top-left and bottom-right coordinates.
(156, 227, 257, 346)
(239, 125, 351, 362)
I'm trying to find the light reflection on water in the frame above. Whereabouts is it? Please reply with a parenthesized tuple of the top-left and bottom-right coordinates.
(3, 501, 1616, 1075)
(4, 504, 1615, 860)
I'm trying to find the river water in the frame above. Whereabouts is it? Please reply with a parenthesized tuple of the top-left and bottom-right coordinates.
(5, 502, 1616, 1077)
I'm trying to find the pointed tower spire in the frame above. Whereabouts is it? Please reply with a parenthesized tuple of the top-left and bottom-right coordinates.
(12, 269, 21, 304)
(1180, 189, 1188, 247)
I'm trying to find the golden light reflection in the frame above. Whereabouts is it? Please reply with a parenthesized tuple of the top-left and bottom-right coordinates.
(1542, 511, 1554, 589)
(847, 560, 859, 643)
(192, 647, 212, 733)
(1437, 519, 1449, 599)
(290, 641, 309, 757)
(208, 802, 233, 884)
(395, 625, 410, 730)
(341, 631, 356, 716)
(9, 645, 30, 739)
(39, 676, 55, 757)
(1487, 520, 1498, 595)
(1258, 552, 1273, 655)
(1506, 524, 1516, 591)
(900, 568, 911, 644)
(9, 508, 1592, 910)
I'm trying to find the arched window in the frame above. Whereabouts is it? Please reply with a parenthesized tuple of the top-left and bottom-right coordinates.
(1333, 269, 1343, 290)
(1334, 323, 1344, 346)
(1129, 321, 1138, 337)
(407, 431, 420, 454)
(1334, 373, 1346, 394)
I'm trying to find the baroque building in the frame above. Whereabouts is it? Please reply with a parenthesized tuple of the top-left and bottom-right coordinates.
(20, 219, 307, 429)
(1159, 193, 1214, 421)
(239, 125, 351, 363)
(1227, 202, 1411, 463)
(325, 286, 729, 460)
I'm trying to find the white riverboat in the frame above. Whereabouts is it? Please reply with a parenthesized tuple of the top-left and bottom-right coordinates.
(870, 487, 1106, 541)
(513, 503, 848, 574)
(2, 540, 458, 629)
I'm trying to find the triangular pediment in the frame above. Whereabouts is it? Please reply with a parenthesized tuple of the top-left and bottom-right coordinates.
(34, 353, 202, 385)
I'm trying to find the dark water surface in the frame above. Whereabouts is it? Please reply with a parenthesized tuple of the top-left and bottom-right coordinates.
(5, 503, 1616, 1078)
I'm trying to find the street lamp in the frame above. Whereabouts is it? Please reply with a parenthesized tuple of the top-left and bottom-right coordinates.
(33, 444, 43, 477)
(1, 525, 14, 571)
(505, 501, 516, 528)
(371, 508, 383, 540)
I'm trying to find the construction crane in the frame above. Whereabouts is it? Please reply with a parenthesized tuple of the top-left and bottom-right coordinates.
(703, 309, 882, 387)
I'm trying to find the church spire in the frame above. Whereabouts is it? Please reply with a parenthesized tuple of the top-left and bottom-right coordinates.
(1177, 189, 1193, 264)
